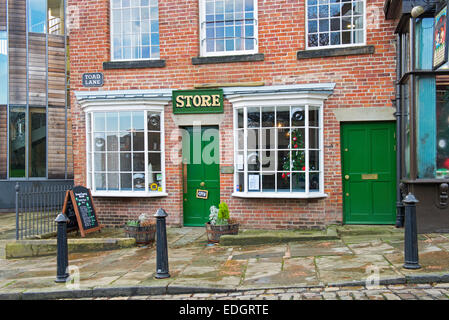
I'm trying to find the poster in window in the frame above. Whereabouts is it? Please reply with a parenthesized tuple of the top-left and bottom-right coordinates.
(433, 6, 448, 69)
(248, 174, 260, 191)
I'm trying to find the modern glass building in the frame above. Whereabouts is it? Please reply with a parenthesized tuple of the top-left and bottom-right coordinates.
(0, 0, 73, 210)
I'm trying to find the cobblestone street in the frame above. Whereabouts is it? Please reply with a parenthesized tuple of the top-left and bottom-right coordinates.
(83, 283, 449, 300)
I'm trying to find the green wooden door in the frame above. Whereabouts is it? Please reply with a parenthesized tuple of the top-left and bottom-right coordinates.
(341, 122, 396, 224)
(182, 126, 220, 226)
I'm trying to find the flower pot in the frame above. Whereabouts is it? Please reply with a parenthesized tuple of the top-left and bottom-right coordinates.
(124, 224, 156, 245)
(205, 222, 239, 243)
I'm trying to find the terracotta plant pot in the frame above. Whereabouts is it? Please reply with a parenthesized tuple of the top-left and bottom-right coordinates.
(205, 222, 239, 243)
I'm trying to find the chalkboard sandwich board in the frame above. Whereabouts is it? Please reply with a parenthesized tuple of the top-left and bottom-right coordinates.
(62, 186, 102, 237)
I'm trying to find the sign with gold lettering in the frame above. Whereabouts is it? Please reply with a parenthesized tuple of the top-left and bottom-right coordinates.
(173, 89, 224, 114)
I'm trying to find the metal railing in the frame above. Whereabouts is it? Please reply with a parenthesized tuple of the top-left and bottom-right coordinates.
(15, 182, 73, 240)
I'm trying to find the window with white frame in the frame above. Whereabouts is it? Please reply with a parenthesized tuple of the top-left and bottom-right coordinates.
(86, 109, 165, 196)
(200, 0, 258, 56)
(234, 104, 324, 197)
(110, 0, 160, 60)
(306, 0, 365, 49)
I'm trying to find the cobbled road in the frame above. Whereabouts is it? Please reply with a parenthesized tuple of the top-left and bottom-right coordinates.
(73, 283, 449, 300)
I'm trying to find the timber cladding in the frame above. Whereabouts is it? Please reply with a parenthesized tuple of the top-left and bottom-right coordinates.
(69, 0, 396, 230)
(0, 0, 6, 31)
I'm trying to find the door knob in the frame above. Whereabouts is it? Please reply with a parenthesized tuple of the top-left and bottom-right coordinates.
(200, 182, 205, 187)
(345, 175, 349, 180)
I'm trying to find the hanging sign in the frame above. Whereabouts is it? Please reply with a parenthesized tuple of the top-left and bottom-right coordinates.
(196, 189, 209, 199)
(62, 186, 102, 237)
(173, 89, 224, 114)
(433, 6, 448, 69)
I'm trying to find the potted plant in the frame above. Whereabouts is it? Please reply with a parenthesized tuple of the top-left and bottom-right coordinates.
(205, 202, 239, 243)
(124, 213, 156, 245)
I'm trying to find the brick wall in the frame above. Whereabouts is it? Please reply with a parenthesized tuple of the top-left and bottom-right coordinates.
(68, 0, 397, 229)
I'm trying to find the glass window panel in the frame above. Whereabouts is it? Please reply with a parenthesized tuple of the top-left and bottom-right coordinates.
(308, 34, 318, 47)
(148, 152, 161, 171)
(94, 153, 106, 172)
(319, 33, 329, 46)
(261, 150, 275, 171)
(94, 133, 106, 151)
(319, 5, 329, 18)
(247, 151, 260, 171)
(291, 107, 305, 127)
(309, 107, 320, 127)
(238, 130, 244, 150)
(292, 173, 306, 192)
(262, 107, 275, 127)
(133, 132, 145, 151)
(133, 173, 146, 191)
(120, 153, 132, 171)
(247, 107, 260, 128)
(262, 173, 275, 192)
(48, 0, 65, 35)
(95, 173, 106, 190)
(330, 3, 341, 16)
(29, 108, 46, 177)
(148, 132, 161, 151)
(107, 153, 119, 171)
(148, 173, 162, 192)
(331, 32, 340, 45)
(106, 113, 119, 131)
(276, 106, 289, 127)
(319, 19, 329, 32)
(247, 173, 260, 191)
(247, 129, 259, 149)
(121, 173, 133, 190)
(342, 31, 351, 44)
(133, 153, 145, 171)
(342, 2, 351, 15)
(310, 172, 320, 191)
(107, 133, 119, 151)
(291, 150, 306, 171)
(236, 172, 245, 192)
(310, 150, 320, 171)
(330, 18, 340, 31)
(216, 39, 225, 51)
(277, 173, 290, 192)
(132, 111, 145, 130)
(245, 38, 254, 50)
(353, 1, 363, 15)
(278, 129, 290, 149)
(261, 129, 275, 150)
(308, 6, 317, 19)
(309, 128, 319, 149)
(94, 113, 106, 131)
(29, 0, 47, 33)
(0, 32, 7, 105)
(9, 108, 26, 178)
(148, 112, 160, 131)
(238, 109, 244, 128)
(120, 133, 131, 151)
(353, 30, 363, 44)
(278, 151, 290, 171)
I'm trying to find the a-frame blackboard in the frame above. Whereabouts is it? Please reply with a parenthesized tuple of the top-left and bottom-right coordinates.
(62, 186, 102, 237)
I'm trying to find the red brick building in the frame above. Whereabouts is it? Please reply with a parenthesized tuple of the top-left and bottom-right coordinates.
(69, 0, 397, 229)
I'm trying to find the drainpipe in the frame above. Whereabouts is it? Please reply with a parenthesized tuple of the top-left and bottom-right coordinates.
(395, 33, 404, 228)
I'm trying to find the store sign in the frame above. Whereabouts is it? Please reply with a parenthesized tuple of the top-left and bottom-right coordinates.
(433, 6, 448, 69)
(82, 73, 104, 87)
(173, 89, 224, 114)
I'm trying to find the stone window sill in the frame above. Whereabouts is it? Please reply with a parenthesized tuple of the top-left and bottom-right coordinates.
(297, 45, 375, 60)
(192, 53, 264, 65)
(103, 59, 166, 70)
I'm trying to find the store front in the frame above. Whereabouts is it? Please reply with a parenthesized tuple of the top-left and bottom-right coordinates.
(385, 0, 449, 232)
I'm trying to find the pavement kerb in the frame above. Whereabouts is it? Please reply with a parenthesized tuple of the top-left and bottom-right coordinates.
(2, 273, 449, 300)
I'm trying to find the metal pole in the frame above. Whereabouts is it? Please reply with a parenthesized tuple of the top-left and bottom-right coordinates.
(55, 213, 69, 283)
(15, 182, 19, 240)
(154, 208, 170, 279)
(403, 193, 421, 269)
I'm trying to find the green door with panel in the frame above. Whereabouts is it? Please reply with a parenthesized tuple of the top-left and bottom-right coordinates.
(341, 122, 396, 224)
(182, 126, 220, 226)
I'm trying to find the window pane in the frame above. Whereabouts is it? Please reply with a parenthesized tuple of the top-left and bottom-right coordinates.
(310, 150, 320, 171)
(120, 133, 131, 151)
(261, 150, 275, 171)
(121, 173, 132, 190)
(133, 111, 145, 130)
(236, 172, 245, 192)
(133, 132, 144, 151)
(148, 132, 161, 151)
(95, 173, 106, 190)
(120, 153, 132, 171)
(107, 153, 119, 171)
(247, 129, 259, 149)
(309, 128, 320, 149)
(247, 151, 260, 171)
(276, 106, 289, 127)
(94, 153, 106, 171)
(278, 129, 290, 149)
(261, 107, 275, 127)
(292, 173, 306, 192)
(291, 107, 305, 127)
(133, 153, 145, 171)
(133, 173, 145, 191)
(29, 108, 46, 177)
(310, 172, 320, 191)
(291, 150, 306, 171)
(148, 152, 161, 171)
(0, 32, 7, 105)
(29, 0, 47, 33)
(9, 107, 26, 178)
(248, 173, 260, 191)
(261, 128, 275, 149)
(262, 173, 275, 191)
(94, 133, 106, 151)
(247, 107, 260, 128)
(278, 150, 290, 171)
(148, 112, 160, 130)
(148, 173, 162, 192)
(48, 0, 65, 35)
(237, 109, 244, 128)
(108, 173, 119, 190)
(277, 173, 290, 191)
(94, 113, 106, 131)
(107, 133, 119, 151)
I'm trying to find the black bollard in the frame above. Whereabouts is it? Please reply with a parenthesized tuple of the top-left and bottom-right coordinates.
(154, 208, 170, 279)
(55, 213, 70, 283)
(403, 193, 421, 269)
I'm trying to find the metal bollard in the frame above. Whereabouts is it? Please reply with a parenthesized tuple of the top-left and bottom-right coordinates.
(154, 208, 170, 279)
(403, 193, 421, 269)
(55, 213, 70, 283)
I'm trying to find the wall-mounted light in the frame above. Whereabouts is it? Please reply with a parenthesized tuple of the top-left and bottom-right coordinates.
(411, 5, 425, 18)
